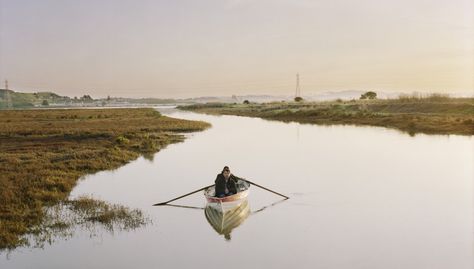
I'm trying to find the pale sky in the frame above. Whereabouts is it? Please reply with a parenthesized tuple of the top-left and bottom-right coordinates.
(0, 0, 473, 98)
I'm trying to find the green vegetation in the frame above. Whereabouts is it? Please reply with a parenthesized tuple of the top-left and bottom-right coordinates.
(0, 108, 210, 250)
(179, 95, 474, 136)
(0, 89, 195, 109)
(360, 91, 377, 100)
(0, 89, 73, 108)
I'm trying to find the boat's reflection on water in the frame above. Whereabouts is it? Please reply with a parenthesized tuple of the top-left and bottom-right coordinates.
(165, 198, 287, 241)
(204, 199, 250, 241)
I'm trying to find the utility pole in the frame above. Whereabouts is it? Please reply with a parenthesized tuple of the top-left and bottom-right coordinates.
(4, 80, 8, 90)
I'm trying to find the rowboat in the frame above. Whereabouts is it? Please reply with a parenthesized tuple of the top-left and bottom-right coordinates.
(203, 179, 250, 205)
(203, 179, 251, 240)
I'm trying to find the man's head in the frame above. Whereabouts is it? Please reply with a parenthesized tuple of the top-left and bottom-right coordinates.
(222, 166, 230, 179)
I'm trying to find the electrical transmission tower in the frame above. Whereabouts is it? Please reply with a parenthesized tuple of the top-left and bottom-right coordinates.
(4, 80, 13, 108)
(295, 73, 301, 98)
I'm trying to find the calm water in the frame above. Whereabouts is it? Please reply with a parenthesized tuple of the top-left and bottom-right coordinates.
(2, 108, 473, 269)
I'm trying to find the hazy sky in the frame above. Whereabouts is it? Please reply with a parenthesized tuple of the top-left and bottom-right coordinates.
(0, 0, 473, 98)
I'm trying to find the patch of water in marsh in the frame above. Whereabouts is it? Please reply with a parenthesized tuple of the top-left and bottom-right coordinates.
(2, 108, 473, 269)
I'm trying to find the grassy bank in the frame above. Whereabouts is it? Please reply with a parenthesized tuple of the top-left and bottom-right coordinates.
(179, 97, 474, 135)
(0, 108, 210, 250)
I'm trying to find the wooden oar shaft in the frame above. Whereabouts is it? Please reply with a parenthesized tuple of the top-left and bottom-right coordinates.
(153, 184, 214, 206)
(244, 179, 289, 199)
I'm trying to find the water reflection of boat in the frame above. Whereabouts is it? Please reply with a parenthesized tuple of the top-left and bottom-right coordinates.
(205, 199, 250, 240)
(203, 180, 251, 240)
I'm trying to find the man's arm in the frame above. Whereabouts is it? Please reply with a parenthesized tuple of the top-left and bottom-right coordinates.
(215, 174, 225, 196)
(231, 174, 244, 181)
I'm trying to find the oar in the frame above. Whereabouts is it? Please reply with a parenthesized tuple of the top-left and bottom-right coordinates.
(153, 184, 214, 206)
(164, 204, 205, 210)
(243, 179, 289, 199)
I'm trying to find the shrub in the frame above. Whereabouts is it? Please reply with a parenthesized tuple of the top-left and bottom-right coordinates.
(115, 135, 130, 145)
(360, 91, 377, 100)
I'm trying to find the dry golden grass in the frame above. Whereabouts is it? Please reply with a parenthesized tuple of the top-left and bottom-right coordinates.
(179, 97, 474, 136)
(0, 108, 210, 250)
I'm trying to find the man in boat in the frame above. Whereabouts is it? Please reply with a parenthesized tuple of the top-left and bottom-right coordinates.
(215, 166, 243, 198)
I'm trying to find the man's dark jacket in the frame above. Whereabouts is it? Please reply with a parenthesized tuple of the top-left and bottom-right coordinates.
(214, 174, 242, 197)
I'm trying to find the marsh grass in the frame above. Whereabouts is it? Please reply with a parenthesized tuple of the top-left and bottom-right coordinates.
(22, 196, 151, 251)
(0, 108, 210, 250)
(68, 196, 148, 231)
(179, 97, 474, 135)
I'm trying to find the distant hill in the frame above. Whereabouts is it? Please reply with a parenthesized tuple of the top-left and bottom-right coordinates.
(109, 97, 179, 105)
(0, 89, 187, 109)
(0, 89, 76, 109)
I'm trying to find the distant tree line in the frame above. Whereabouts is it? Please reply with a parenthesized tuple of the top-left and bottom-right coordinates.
(72, 95, 94, 103)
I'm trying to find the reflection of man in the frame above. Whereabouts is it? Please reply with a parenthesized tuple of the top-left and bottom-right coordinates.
(214, 166, 242, 197)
